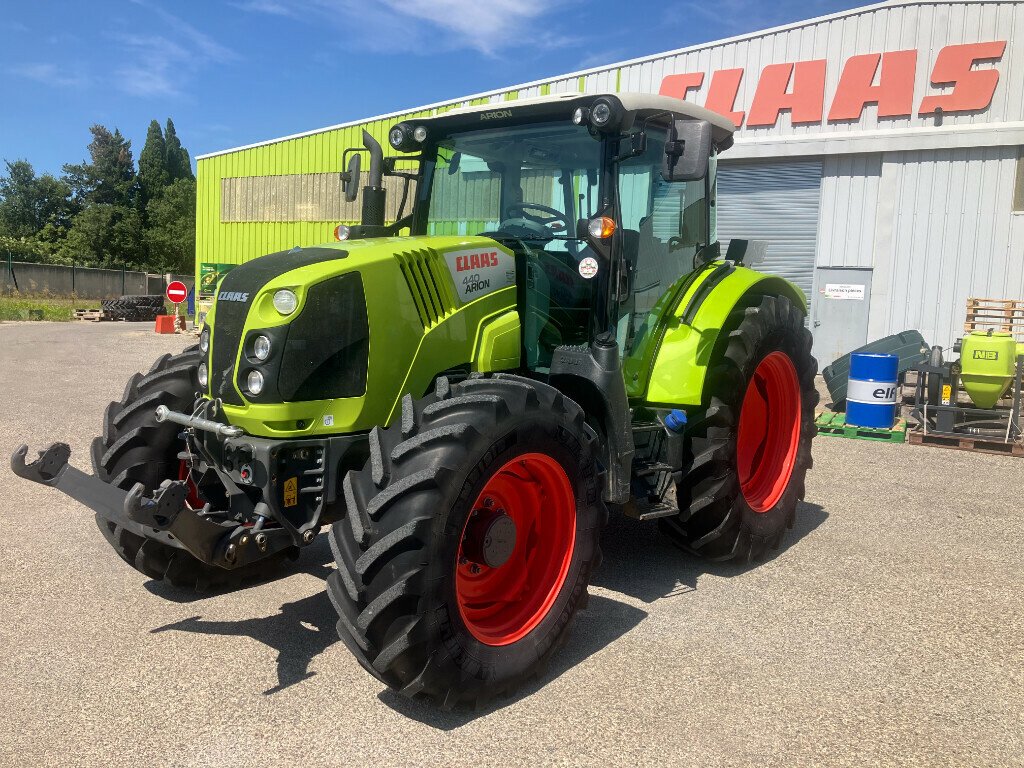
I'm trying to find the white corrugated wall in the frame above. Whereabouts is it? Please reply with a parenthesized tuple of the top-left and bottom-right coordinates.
(817, 154, 882, 269)
(867, 146, 1024, 349)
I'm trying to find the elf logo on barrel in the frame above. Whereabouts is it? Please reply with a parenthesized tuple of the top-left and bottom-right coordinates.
(166, 281, 188, 304)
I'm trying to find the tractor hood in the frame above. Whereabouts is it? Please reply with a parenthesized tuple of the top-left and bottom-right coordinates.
(201, 235, 519, 438)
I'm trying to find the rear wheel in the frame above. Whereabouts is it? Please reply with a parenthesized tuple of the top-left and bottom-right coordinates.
(661, 295, 818, 561)
(91, 347, 294, 591)
(327, 374, 605, 709)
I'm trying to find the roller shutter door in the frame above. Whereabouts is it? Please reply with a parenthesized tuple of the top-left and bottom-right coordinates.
(716, 161, 822, 305)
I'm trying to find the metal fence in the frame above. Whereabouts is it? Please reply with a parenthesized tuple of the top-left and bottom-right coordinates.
(1, 260, 192, 300)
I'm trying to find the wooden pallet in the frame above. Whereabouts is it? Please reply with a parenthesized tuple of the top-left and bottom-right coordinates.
(964, 297, 1024, 339)
(815, 412, 907, 443)
(907, 430, 1024, 458)
(73, 309, 109, 322)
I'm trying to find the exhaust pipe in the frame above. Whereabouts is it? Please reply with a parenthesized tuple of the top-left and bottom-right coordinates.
(361, 129, 386, 227)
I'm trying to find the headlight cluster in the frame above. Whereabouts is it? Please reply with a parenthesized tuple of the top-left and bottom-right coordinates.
(388, 122, 427, 151)
(570, 98, 621, 132)
(198, 326, 211, 390)
(245, 334, 274, 395)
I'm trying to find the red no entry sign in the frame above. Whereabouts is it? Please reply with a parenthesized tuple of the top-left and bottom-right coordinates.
(166, 281, 188, 304)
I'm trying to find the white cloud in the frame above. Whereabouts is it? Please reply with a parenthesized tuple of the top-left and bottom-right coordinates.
(11, 63, 86, 88)
(235, 0, 578, 55)
(230, 0, 295, 16)
(113, 3, 240, 98)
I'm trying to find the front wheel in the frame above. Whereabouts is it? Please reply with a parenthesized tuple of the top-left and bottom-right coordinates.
(661, 295, 819, 561)
(327, 374, 606, 709)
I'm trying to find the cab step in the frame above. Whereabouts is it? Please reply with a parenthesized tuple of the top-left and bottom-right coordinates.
(624, 499, 679, 521)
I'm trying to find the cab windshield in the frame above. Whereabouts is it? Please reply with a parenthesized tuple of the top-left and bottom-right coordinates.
(424, 121, 603, 252)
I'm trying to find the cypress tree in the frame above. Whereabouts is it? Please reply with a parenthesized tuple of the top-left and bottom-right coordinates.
(138, 120, 169, 204)
(165, 119, 194, 181)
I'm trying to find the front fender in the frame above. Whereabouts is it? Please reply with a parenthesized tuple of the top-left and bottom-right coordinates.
(635, 263, 806, 408)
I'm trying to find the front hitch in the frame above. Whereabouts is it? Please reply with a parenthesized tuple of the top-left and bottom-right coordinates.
(11, 443, 255, 567)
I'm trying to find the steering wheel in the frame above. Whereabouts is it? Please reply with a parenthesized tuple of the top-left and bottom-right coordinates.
(499, 203, 571, 240)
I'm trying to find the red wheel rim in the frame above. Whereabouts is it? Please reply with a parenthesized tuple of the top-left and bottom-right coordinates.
(736, 351, 801, 513)
(456, 453, 576, 646)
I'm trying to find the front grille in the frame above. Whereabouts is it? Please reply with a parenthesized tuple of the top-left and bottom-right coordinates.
(209, 292, 250, 405)
(396, 248, 457, 329)
(278, 273, 369, 401)
(208, 246, 348, 404)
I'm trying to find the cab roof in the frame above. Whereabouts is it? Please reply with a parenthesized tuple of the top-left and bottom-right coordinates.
(413, 92, 736, 148)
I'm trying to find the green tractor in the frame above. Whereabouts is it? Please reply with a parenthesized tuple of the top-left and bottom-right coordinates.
(12, 93, 818, 708)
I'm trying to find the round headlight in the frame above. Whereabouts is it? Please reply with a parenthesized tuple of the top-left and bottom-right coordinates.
(253, 335, 271, 361)
(199, 327, 210, 353)
(413, 125, 428, 143)
(334, 224, 351, 241)
(197, 362, 208, 389)
(389, 126, 406, 149)
(247, 370, 264, 395)
(591, 102, 612, 126)
(572, 107, 587, 125)
(273, 289, 298, 315)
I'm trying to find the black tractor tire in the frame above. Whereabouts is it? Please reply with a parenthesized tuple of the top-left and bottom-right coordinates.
(91, 347, 295, 591)
(327, 374, 606, 709)
(101, 295, 164, 322)
(661, 295, 818, 562)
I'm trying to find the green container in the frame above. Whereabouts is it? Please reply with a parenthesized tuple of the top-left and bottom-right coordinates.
(959, 331, 1017, 409)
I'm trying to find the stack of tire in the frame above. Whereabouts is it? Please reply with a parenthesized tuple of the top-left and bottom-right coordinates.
(101, 295, 167, 322)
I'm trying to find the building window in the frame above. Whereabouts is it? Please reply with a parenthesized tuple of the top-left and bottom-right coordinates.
(221, 173, 416, 223)
(1015, 149, 1024, 213)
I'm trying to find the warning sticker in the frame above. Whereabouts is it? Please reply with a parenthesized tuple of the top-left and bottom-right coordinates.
(578, 256, 599, 280)
(283, 477, 298, 508)
(443, 247, 516, 303)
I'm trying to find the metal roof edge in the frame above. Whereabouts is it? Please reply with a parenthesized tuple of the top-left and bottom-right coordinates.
(196, 1, 993, 161)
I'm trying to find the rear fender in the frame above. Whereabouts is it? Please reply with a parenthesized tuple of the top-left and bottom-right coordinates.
(640, 264, 806, 408)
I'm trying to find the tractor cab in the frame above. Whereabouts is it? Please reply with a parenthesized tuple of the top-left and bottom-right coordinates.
(344, 93, 735, 371)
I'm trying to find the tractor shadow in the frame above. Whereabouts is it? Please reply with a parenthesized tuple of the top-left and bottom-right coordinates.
(145, 502, 827, 709)
(592, 500, 829, 604)
(148, 537, 338, 696)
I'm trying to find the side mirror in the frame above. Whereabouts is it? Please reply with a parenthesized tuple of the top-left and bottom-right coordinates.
(342, 152, 361, 202)
(661, 119, 712, 182)
(447, 151, 462, 176)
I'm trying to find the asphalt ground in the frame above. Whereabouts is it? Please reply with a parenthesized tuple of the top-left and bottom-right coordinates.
(1, 321, 1022, 768)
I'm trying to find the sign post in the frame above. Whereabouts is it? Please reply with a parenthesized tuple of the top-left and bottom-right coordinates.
(166, 281, 188, 332)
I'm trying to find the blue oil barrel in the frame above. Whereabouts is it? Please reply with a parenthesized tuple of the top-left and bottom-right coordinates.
(846, 353, 899, 429)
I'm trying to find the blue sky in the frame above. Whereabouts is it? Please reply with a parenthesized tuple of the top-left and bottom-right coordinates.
(0, 0, 867, 175)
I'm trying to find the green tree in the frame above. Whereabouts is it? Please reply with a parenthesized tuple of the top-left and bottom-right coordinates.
(138, 120, 169, 206)
(62, 125, 138, 207)
(0, 160, 77, 242)
(58, 204, 145, 269)
(145, 178, 196, 274)
(165, 119, 193, 181)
